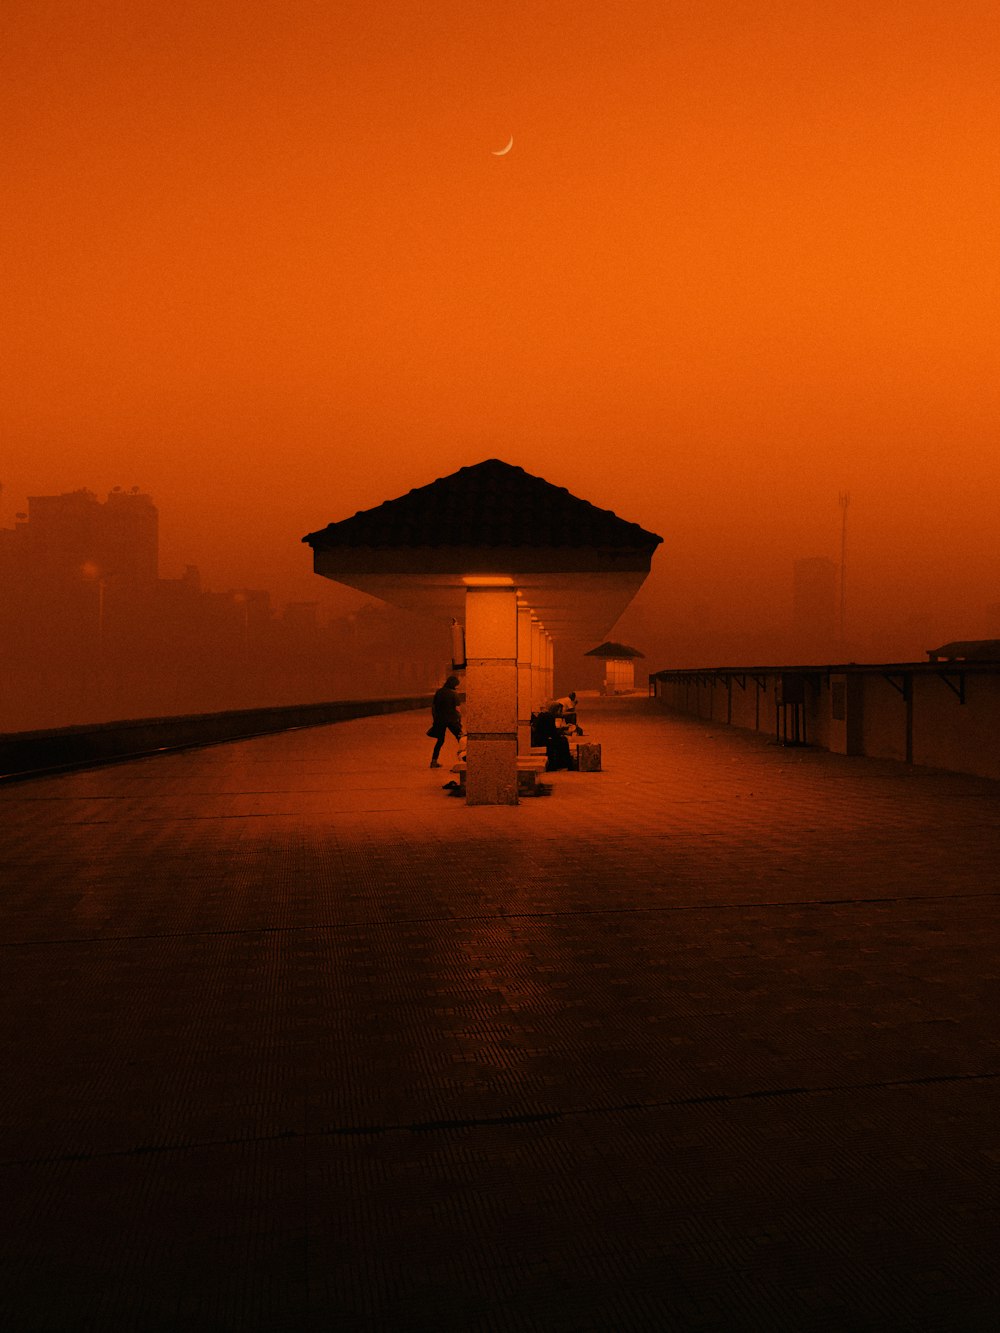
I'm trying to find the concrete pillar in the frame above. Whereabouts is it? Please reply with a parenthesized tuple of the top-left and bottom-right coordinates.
(516, 603, 533, 755)
(530, 618, 543, 711)
(464, 584, 518, 805)
(544, 634, 554, 704)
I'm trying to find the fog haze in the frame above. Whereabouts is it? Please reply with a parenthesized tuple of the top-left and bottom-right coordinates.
(4, 0, 999, 724)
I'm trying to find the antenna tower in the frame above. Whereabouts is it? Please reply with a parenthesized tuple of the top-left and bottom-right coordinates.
(838, 491, 851, 645)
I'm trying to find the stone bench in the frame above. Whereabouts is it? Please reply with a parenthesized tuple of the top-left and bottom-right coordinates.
(527, 738, 602, 772)
(450, 755, 548, 796)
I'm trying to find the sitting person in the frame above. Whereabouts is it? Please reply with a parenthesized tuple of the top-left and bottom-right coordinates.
(531, 706, 572, 772)
(548, 691, 582, 733)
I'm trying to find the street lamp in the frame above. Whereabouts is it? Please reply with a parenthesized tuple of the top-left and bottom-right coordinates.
(81, 562, 114, 649)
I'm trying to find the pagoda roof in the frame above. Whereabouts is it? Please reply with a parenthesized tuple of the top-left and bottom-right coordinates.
(585, 641, 646, 659)
(303, 459, 662, 554)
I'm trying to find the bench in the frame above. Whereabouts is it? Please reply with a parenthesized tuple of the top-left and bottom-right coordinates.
(449, 755, 548, 796)
(531, 730, 602, 773)
(527, 737, 603, 773)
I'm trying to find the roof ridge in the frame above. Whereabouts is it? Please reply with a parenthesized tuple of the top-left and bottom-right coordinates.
(303, 460, 663, 552)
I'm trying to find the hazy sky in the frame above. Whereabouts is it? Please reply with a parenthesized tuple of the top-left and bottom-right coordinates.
(4, 1, 1000, 647)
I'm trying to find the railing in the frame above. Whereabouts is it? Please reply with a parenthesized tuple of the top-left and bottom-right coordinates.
(650, 662, 1000, 782)
(0, 695, 432, 783)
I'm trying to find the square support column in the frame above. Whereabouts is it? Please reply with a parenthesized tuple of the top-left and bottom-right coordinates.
(464, 585, 519, 805)
(530, 619, 543, 712)
(544, 633, 554, 704)
(517, 603, 534, 755)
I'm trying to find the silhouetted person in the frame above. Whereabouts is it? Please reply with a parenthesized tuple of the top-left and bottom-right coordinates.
(532, 706, 572, 772)
(550, 691, 580, 730)
(428, 674, 462, 768)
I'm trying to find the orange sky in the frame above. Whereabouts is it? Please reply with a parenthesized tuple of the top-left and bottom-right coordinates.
(4, 0, 1000, 653)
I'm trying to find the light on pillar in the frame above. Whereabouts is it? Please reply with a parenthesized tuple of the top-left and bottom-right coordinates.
(463, 579, 519, 805)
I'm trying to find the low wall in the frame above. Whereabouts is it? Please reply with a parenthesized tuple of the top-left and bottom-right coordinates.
(650, 664, 1000, 782)
(0, 696, 432, 782)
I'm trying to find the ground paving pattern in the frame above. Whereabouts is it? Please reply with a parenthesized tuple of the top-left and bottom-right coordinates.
(2, 696, 999, 1331)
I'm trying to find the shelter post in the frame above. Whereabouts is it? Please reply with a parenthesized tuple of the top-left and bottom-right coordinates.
(531, 618, 543, 712)
(464, 583, 519, 805)
(302, 459, 663, 804)
(516, 602, 533, 755)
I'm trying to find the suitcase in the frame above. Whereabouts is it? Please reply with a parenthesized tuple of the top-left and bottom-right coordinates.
(575, 742, 602, 772)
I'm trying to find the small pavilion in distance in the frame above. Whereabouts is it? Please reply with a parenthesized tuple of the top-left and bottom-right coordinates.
(303, 460, 662, 804)
(585, 640, 647, 694)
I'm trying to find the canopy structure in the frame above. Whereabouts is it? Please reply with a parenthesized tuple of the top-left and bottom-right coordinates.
(303, 460, 662, 803)
(927, 640, 1000, 662)
(584, 642, 646, 660)
(585, 641, 646, 695)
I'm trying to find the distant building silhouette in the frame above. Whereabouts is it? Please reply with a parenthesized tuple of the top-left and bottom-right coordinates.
(0, 483, 448, 731)
(101, 488, 159, 585)
(18, 487, 158, 588)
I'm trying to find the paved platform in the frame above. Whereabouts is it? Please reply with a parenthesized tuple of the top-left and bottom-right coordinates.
(2, 697, 999, 1330)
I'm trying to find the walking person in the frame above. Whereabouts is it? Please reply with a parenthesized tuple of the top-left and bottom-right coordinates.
(427, 674, 462, 768)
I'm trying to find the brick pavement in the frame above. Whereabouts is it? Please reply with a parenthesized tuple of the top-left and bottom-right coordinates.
(2, 697, 999, 1330)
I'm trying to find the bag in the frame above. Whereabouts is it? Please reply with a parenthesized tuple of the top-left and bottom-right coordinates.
(576, 742, 602, 772)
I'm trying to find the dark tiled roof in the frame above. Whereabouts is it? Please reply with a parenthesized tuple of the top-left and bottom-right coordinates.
(584, 641, 646, 659)
(302, 459, 663, 552)
(927, 640, 1000, 661)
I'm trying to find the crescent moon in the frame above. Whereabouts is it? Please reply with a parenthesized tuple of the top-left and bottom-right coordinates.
(492, 136, 513, 156)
